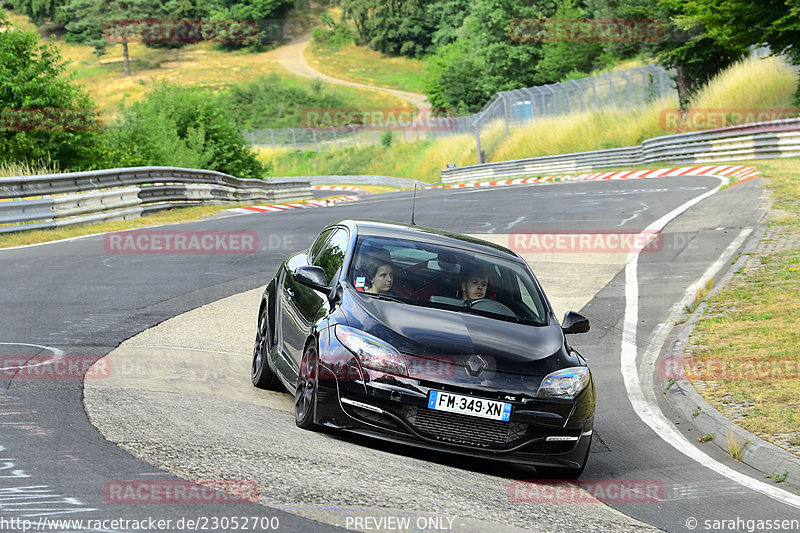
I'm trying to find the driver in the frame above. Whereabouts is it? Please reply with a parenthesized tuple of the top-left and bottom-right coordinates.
(461, 268, 489, 302)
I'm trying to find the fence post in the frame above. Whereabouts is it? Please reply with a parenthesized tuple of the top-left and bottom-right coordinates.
(291, 128, 297, 150)
(570, 80, 584, 112)
(312, 128, 317, 151)
(525, 88, 538, 120)
(351, 125, 357, 147)
(371, 122, 375, 146)
(601, 73, 615, 108)
(269, 129, 275, 149)
(332, 126, 337, 149)
(619, 70, 632, 111)
(545, 85, 558, 115)
(501, 92, 510, 139)
(474, 122, 483, 164)
(250, 130, 255, 146)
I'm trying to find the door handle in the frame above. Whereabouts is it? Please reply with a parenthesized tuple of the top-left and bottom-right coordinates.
(286, 288, 295, 298)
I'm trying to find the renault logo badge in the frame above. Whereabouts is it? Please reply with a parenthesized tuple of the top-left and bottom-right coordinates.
(464, 354, 487, 377)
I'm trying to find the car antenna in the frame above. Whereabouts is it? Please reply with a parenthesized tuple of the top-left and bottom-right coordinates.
(411, 184, 417, 226)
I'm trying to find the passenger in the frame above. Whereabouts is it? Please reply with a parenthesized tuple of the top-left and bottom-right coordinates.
(363, 256, 394, 294)
(461, 268, 489, 302)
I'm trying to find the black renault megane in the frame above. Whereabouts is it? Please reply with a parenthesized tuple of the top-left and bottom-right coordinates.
(251, 219, 594, 477)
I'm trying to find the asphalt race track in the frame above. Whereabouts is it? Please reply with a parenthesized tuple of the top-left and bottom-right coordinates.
(2, 176, 799, 533)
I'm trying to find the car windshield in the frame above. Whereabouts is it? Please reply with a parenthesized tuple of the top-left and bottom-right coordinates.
(348, 235, 548, 326)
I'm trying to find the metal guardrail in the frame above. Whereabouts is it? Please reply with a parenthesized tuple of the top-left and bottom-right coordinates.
(441, 118, 800, 183)
(265, 175, 429, 188)
(0, 166, 312, 234)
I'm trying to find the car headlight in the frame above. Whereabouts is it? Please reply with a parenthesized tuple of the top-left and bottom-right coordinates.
(536, 367, 590, 400)
(334, 325, 408, 377)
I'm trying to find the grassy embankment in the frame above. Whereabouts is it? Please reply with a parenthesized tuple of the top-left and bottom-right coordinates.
(2, 9, 405, 122)
(304, 31, 427, 94)
(685, 159, 800, 455)
(264, 54, 798, 182)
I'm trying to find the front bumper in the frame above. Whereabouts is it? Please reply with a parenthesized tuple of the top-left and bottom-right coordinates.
(315, 329, 595, 469)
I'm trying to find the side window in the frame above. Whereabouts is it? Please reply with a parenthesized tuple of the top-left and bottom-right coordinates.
(313, 229, 349, 284)
(309, 229, 334, 262)
(516, 275, 543, 319)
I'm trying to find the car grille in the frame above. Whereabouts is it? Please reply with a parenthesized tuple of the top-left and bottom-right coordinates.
(402, 406, 527, 447)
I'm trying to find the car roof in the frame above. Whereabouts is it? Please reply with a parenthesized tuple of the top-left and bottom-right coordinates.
(329, 219, 524, 262)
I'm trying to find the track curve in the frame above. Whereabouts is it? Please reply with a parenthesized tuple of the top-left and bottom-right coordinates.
(3, 177, 799, 533)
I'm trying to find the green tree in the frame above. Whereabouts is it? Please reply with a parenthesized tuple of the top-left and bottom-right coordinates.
(534, 0, 605, 83)
(104, 82, 268, 179)
(424, 0, 561, 112)
(9, 0, 69, 25)
(0, 11, 102, 170)
(678, 0, 800, 101)
(341, 0, 435, 57)
(61, 0, 171, 76)
(598, 0, 747, 108)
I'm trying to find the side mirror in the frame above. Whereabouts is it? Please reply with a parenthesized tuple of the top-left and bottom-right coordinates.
(562, 311, 590, 334)
(294, 265, 329, 291)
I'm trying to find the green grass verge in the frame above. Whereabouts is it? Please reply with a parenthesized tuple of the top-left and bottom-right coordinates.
(686, 158, 800, 443)
(0, 200, 314, 248)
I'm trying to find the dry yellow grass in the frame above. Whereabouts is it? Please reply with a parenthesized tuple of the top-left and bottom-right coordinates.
(491, 97, 678, 162)
(690, 55, 798, 124)
(3, 8, 405, 120)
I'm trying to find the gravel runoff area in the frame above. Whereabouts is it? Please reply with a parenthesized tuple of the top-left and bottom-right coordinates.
(84, 285, 662, 533)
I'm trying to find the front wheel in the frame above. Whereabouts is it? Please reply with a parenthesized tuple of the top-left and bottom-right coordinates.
(295, 343, 320, 430)
(251, 304, 281, 390)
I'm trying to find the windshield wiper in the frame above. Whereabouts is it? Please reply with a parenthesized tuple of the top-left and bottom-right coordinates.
(366, 293, 405, 304)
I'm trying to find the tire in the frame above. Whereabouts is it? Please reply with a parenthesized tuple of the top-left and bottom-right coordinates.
(294, 343, 320, 430)
(251, 304, 281, 390)
(535, 435, 591, 479)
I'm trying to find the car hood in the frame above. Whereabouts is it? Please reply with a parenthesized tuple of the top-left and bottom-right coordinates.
(339, 289, 576, 376)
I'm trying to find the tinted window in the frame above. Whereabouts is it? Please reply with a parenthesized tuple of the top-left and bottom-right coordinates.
(313, 228, 349, 284)
(309, 228, 334, 262)
(348, 235, 548, 325)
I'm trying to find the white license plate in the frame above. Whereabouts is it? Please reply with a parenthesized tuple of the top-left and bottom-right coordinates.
(427, 391, 511, 422)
